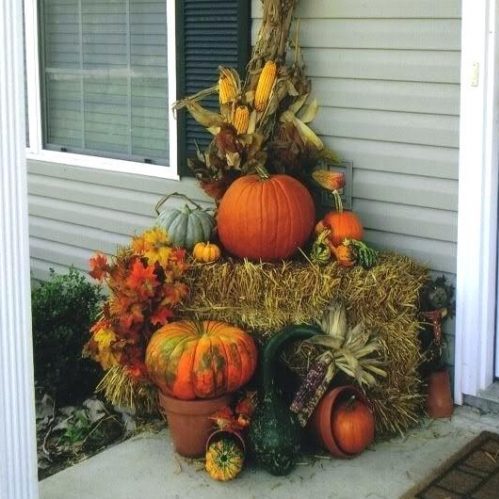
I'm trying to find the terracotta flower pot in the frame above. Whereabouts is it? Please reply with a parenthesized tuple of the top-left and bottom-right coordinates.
(158, 391, 231, 457)
(308, 385, 373, 458)
(426, 369, 453, 419)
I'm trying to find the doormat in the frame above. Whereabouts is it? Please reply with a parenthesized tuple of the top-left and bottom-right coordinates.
(401, 431, 499, 498)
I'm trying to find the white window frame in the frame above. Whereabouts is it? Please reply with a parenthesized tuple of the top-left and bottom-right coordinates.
(23, 0, 179, 181)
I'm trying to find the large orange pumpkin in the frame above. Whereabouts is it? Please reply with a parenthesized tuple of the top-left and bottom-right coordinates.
(145, 320, 258, 400)
(217, 172, 316, 261)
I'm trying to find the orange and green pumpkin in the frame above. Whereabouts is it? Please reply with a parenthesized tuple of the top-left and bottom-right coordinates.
(217, 171, 316, 261)
(145, 320, 258, 400)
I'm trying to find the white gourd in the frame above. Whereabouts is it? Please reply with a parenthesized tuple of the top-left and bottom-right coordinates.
(155, 193, 214, 250)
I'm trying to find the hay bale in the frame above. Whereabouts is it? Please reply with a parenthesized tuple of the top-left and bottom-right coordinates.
(180, 258, 342, 334)
(180, 253, 429, 435)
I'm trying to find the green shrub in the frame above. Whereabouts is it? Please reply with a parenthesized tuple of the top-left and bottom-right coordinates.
(32, 268, 103, 404)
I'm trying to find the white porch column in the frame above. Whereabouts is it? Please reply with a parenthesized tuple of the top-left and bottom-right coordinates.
(0, 0, 39, 496)
(455, 0, 499, 403)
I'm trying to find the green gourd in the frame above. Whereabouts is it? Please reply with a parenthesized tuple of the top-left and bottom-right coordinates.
(248, 324, 320, 475)
(155, 192, 215, 250)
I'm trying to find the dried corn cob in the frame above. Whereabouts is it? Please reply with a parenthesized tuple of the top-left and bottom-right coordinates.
(218, 67, 240, 105)
(232, 105, 250, 135)
(254, 61, 277, 112)
(290, 351, 336, 426)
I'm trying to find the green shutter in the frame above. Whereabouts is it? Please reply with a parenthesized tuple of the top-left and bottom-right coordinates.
(176, 0, 251, 176)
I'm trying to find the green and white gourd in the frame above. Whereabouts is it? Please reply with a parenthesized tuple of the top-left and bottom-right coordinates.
(155, 193, 215, 250)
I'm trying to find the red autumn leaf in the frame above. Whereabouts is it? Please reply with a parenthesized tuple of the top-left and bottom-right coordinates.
(126, 361, 147, 381)
(89, 253, 109, 280)
(150, 306, 174, 326)
(119, 303, 144, 331)
(210, 406, 236, 430)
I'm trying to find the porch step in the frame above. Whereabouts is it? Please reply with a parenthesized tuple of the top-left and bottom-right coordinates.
(464, 382, 499, 415)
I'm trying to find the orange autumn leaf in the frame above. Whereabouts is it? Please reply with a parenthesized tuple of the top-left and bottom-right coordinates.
(126, 259, 158, 298)
(161, 282, 189, 306)
(89, 253, 109, 280)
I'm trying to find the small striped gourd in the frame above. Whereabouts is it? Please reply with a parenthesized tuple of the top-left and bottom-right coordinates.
(205, 437, 244, 481)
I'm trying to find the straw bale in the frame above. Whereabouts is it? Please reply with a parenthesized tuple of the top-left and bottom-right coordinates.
(180, 252, 429, 435)
(180, 258, 342, 334)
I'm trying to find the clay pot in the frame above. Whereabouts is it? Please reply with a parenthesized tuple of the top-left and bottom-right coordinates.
(426, 369, 453, 418)
(158, 391, 231, 457)
(308, 385, 373, 458)
(206, 429, 246, 454)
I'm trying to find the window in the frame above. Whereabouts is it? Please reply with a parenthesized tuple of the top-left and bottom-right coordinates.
(24, 0, 250, 179)
(40, 0, 171, 165)
(25, 0, 177, 178)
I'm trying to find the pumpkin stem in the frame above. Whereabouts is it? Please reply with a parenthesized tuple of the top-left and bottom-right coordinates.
(255, 165, 271, 180)
(155, 192, 205, 215)
(332, 190, 343, 213)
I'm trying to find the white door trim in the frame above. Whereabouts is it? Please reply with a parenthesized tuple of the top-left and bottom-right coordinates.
(454, 0, 499, 404)
(0, 0, 39, 496)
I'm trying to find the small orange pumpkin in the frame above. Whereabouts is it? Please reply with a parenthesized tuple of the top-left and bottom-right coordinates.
(145, 320, 258, 400)
(323, 211, 364, 247)
(332, 395, 375, 455)
(193, 242, 221, 263)
(319, 191, 363, 247)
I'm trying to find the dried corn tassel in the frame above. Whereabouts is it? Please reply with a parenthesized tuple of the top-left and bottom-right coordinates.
(312, 170, 345, 192)
(232, 105, 250, 135)
(254, 61, 277, 112)
(218, 67, 240, 105)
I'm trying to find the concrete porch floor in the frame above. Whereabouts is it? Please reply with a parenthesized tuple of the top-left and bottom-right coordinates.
(39, 406, 499, 499)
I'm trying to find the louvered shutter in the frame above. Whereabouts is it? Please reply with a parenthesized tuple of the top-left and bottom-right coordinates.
(40, 0, 170, 165)
(176, 0, 250, 175)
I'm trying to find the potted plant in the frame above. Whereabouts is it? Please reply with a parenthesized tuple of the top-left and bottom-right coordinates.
(419, 275, 456, 418)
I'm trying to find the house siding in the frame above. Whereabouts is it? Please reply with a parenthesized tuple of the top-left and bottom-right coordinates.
(28, 0, 461, 303)
(27, 161, 210, 281)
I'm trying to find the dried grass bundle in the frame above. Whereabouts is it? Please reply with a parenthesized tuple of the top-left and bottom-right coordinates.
(96, 366, 158, 415)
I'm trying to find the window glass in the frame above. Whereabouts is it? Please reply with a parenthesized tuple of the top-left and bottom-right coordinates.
(40, 0, 169, 165)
